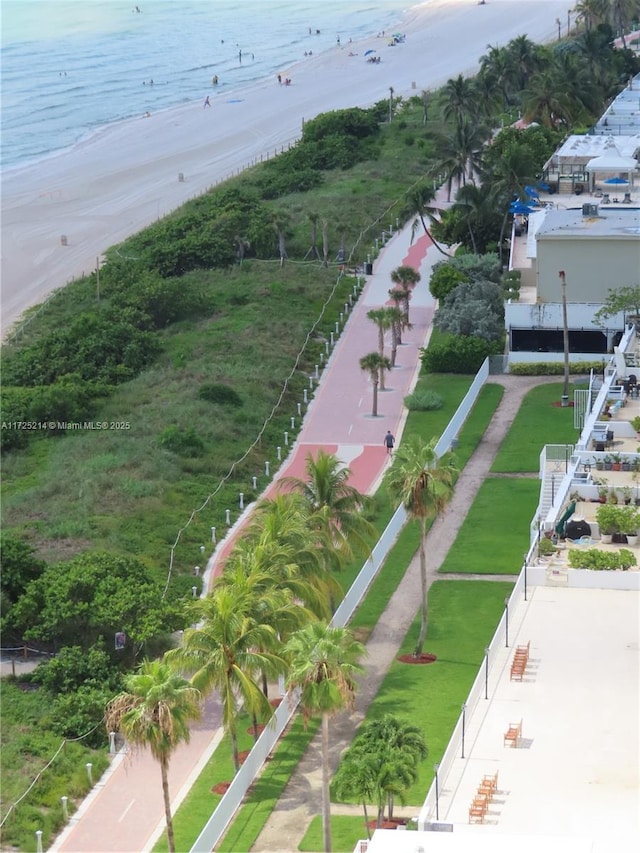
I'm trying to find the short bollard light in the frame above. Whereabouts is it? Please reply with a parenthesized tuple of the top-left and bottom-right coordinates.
(192, 586, 197, 598)
(284, 431, 289, 446)
(61, 795, 69, 819)
(290, 416, 295, 429)
(36, 830, 43, 853)
(297, 402, 302, 415)
(211, 526, 216, 543)
(303, 389, 308, 403)
(86, 763, 93, 785)
(265, 461, 270, 477)
(194, 566, 200, 576)
(277, 446, 282, 461)
(239, 492, 244, 509)
(252, 476, 258, 490)
(225, 508, 231, 525)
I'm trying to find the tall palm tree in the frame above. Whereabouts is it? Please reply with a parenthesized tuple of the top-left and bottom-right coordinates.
(575, 0, 610, 31)
(479, 44, 514, 109)
(165, 586, 286, 771)
(385, 305, 405, 367)
(305, 211, 321, 260)
(403, 183, 451, 257)
(360, 352, 392, 417)
(105, 660, 201, 853)
(367, 308, 393, 389)
(506, 34, 544, 91)
(285, 623, 365, 853)
(387, 289, 412, 346)
(383, 436, 458, 657)
(441, 74, 476, 127)
(248, 493, 341, 616)
(271, 211, 289, 267)
(390, 265, 421, 324)
(434, 119, 488, 201)
(282, 450, 375, 563)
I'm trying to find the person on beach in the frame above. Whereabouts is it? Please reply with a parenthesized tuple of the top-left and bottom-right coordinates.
(277, 73, 282, 84)
(204, 96, 211, 108)
(384, 431, 395, 455)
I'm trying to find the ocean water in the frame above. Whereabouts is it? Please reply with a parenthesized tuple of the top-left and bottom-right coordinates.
(0, 0, 416, 170)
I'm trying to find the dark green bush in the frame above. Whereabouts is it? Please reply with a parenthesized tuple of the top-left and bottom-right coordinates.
(198, 383, 243, 407)
(421, 336, 503, 373)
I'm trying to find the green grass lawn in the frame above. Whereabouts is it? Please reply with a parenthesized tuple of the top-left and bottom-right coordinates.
(491, 382, 584, 472)
(439, 478, 539, 575)
(299, 815, 372, 853)
(343, 580, 513, 810)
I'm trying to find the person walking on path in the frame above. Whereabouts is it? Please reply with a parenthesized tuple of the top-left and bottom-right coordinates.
(384, 430, 395, 455)
(203, 95, 211, 108)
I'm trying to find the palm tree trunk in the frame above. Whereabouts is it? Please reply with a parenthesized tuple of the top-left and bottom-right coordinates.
(252, 712, 260, 741)
(261, 670, 269, 698)
(419, 214, 450, 257)
(378, 327, 386, 390)
(321, 712, 332, 853)
(160, 755, 176, 853)
(362, 800, 372, 839)
(371, 377, 379, 417)
(231, 726, 240, 772)
(414, 518, 428, 657)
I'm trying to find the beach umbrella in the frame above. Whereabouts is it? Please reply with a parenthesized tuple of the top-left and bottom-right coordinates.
(538, 181, 551, 191)
(509, 200, 535, 215)
(524, 184, 540, 198)
(603, 176, 628, 185)
(364, 49, 376, 56)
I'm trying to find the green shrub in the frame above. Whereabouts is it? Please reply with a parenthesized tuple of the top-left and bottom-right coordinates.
(404, 390, 444, 411)
(158, 425, 206, 457)
(509, 361, 604, 376)
(429, 263, 468, 301)
(566, 547, 635, 570)
(198, 383, 243, 407)
(421, 336, 503, 373)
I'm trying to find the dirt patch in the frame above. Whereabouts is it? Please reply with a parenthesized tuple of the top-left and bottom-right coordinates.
(211, 781, 230, 795)
(398, 653, 437, 664)
(247, 724, 266, 736)
(551, 400, 575, 408)
(367, 817, 409, 830)
(238, 750, 251, 765)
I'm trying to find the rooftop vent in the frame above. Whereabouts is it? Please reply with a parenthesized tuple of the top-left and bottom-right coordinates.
(582, 203, 599, 217)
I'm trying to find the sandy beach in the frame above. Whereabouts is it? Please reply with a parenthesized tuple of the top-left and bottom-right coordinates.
(0, 0, 574, 336)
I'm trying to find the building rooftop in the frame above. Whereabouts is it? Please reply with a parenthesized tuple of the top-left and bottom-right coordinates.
(535, 207, 640, 239)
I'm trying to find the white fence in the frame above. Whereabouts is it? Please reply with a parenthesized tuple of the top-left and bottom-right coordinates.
(189, 359, 491, 852)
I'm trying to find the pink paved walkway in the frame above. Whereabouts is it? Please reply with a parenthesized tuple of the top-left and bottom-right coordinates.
(52, 219, 443, 853)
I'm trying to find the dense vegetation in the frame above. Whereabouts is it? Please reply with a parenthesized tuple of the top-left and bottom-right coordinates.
(1, 17, 638, 849)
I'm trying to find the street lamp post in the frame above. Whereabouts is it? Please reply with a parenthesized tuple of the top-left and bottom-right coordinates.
(556, 17, 561, 40)
(567, 9, 571, 36)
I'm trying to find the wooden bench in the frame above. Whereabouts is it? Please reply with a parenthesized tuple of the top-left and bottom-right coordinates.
(510, 642, 530, 681)
(479, 771, 498, 794)
(504, 719, 522, 747)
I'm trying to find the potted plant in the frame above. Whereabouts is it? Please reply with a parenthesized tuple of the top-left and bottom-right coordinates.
(596, 503, 621, 543)
(538, 537, 557, 559)
(631, 415, 640, 434)
(611, 453, 622, 472)
(597, 482, 608, 503)
(604, 455, 613, 471)
(621, 485, 633, 505)
(621, 507, 639, 546)
(595, 456, 605, 471)
(622, 457, 632, 472)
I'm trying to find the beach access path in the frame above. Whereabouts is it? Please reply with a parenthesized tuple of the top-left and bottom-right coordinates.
(51, 198, 445, 853)
(0, 0, 574, 336)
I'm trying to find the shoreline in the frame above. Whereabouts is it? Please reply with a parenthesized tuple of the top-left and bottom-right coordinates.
(0, 0, 573, 336)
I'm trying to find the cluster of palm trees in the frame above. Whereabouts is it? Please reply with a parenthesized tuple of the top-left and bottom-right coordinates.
(424, 25, 639, 257)
(360, 265, 421, 416)
(334, 713, 428, 838)
(105, 450, 373, 853)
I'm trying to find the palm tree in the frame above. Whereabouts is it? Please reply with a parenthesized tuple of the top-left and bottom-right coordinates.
(479, 44, 515, 109)
(387, 289, 412, 346)
(367, 308, 393, 389)
(305, 211, 321, 260)
(441, 74, 476, 127)
(333, 750, 377, 839)
(165, 586, 286, 771)
(506, 34, 544, 91)
(521, 70, 578, 129)
(385, 305, 405, 367)
(285, 623, 365, 853)
(383, 436, 458, 657)
(434, 119, 488, 201)
(271, 211, 288, 267)
(575, 0, 610, 31)
(403, 183, 451, 257)
(353, 714, 427, 821)
(281, 450, 375, 563)
(105, 659, 201, 853)
(248, 493, 341, 616)
(390, 265, 421, 324)
(360, 352, 392, 417)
